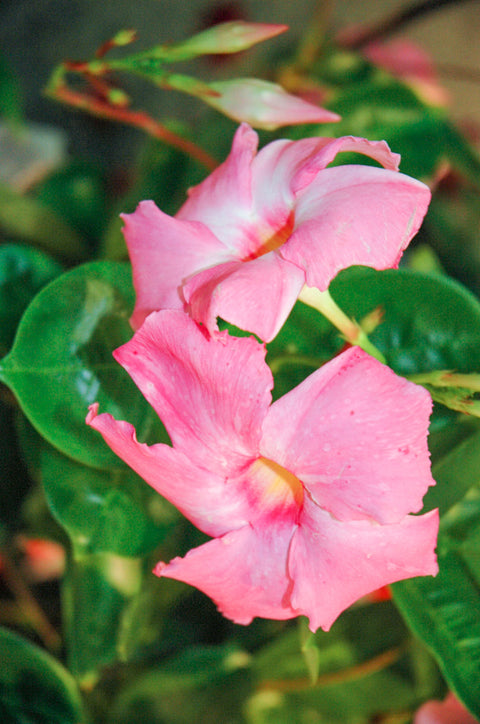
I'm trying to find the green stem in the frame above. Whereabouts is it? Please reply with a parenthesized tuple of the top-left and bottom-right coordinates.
(268, 353, 326, 376)
(298, 286, 386, 364)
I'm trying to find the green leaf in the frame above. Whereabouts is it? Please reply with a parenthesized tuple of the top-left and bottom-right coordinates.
(63, 551, 142, 684)
(266, 299, 340, 399)
(42, 444, 179, 557)
(393, 505, 480, 717)
(109, 644, 252, 724)
(0, 626, 84, 723)
(0, 183, 87, 262)
(0, 261, 167, 470)
(408, 371, 480, 418)
(34, 161, 109, 247)
(0, 243, 62, 356)
(273, 266, 480, 427)
(330, 265, 480, 393)
(424, 429, 480, 515)
(250, 602, 442, 724)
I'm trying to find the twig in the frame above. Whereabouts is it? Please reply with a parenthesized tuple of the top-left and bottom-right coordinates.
(46, 74, 219, 172)
(342, 0, 477, 50)
(1, 543, 62, 653)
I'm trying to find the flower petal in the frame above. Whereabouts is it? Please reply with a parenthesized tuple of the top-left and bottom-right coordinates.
(293, 135, 401, 185)
(261, 347, 435, 524)
(249, 135, 400, 224)
(170, 21, 288, 58)
(414, 692, 478, 724)
(86, 405, 252, 537)
(205, 78, 340, 130)
(177, 123, 258, 255)
(154, 520, 298, 624)
(113, 310, 272, 475)
(250, 137, 332, 228)
(281, 164, 431, 289)
(289, 497, 439, 631)
(184, 252, 305, 341)
(122, 200, 231, 329)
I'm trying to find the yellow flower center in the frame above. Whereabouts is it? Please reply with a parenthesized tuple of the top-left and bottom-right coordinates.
(252, 456, 304, 509)
(245, 211, 295, 261)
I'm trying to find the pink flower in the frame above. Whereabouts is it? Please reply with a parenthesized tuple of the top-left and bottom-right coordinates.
(87, 310, 438, 632)
(363, 39, 450, 108)
(123, 123, 431, 341)
(414, 693, 477, 724)
(168, 21, 290, 58)
(200, 78, 340, 129)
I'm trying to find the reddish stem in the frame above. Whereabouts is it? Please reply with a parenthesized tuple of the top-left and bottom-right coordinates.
(48, 80, 219, 172)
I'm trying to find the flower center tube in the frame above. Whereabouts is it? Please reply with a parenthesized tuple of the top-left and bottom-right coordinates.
(251, 456, 304, 512)
(244, 211, 295, 261)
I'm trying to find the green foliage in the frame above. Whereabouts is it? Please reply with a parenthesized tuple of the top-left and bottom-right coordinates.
(0, 261, 168, 469)
(34, 161, 109, 248)
(392, 431, 480, 719)
(0, 183, 87, 262)
(42, 444, 178, 557)
(287, 47, 480, 189)
(330, 266, 480, 378)
(0, 243, 62, 356)
(0, 626, 84, 723)
(109, 644, 252, 724)
(0, 56, 23, 124)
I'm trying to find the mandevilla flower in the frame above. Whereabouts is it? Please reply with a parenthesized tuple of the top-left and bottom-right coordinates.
(124, 123, 431, 341)
(414, 693, 477, 724)
(87, 310, 438, 632)
(199, 78, 341, 129)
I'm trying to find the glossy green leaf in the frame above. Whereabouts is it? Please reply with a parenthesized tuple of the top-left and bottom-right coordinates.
(0, 243, 62, 356)
(330, 267, 480, 376)
(0, 261, 167, 470)
(42, 444, 179, 557)
(0, 626, 84, 723)
(392, 411, 480, 719)
(273, 266, 480, 425)
(408, 373, 480, 418)
(393, 495, 480, 718)
(63, 551, 142, 684)
(423, 428, 480, 515)
(329, 266, 480, 440)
